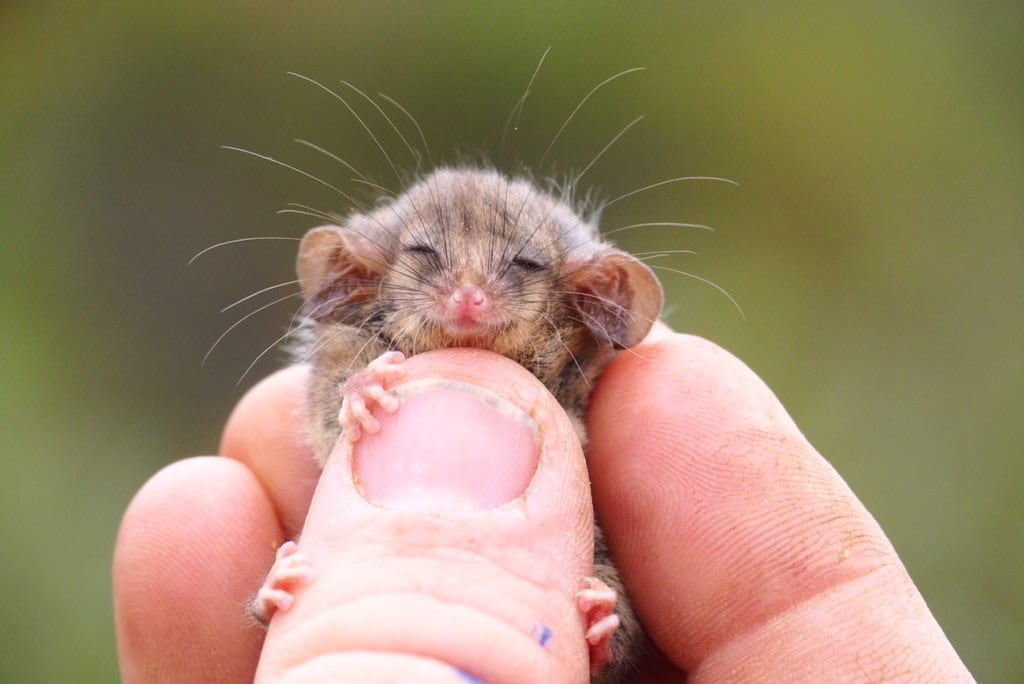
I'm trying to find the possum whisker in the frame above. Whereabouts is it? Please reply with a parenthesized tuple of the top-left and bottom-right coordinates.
(222, 145, 367, 210)
(344, 330, 389, 375)
(540, 312, 591, 389)
(501, 176, 563, 274)
(207, 290, 303, 367)
(241, 140, 406, 248)
(238, 309, 309, 385)
(494, 175, 527, 269)
(277, 206, 343, 223)
(188, 236, 300, 265)
(561, 289, 661, 331)
(349, 177, 397, 197)
(602, 221, 713, 237)
(614, 342, 653, 361)
(557, 297, 656, 362)
(651, 265, 745, 319)
(301, 285, 377, 321)
(603, 176, 739, 210)
(573, 115, 644, 185)
(539, 66, 645, 166)
(292, 139, 370, 183)
(299, 306, 378, 364)
(394, 173, 446, 266)
(560, 307, 627, 354)
(424, 173, 457, 262)
(501, 46, 551, 158)
(221, 279, 305, 313)
(387, 265, 438, 291)
(634, 249, 698, 260)
(516, 176, 580, 250)
(568, 304, 654, 362)
(303, 318, 381, 372)
(298, 324, 343, 363)
(286, 202, 402, 277)
(287, 71, 402, 184)
(339, 79, 423, 173)
(377, 92, 433, 167)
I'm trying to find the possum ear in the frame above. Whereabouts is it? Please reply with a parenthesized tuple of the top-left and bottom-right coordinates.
(297, 225, 385, 321)
(568, 250, 663, 348)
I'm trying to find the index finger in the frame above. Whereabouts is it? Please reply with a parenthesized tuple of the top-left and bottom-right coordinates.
(220, 363, 320, 538)
(587, 333, 972, 681)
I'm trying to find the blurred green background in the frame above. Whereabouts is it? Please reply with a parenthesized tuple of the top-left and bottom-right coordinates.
(2, 2, 1021, 680)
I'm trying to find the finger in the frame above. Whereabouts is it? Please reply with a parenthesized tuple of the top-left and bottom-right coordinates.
(256, 348, 597, 684)
(114, 456, 280, 682)
(220, 364, 319, 538)
(587, 333, 972, 681)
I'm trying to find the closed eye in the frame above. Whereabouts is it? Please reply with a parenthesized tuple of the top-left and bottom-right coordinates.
(404, 244, 437, 258)
(511, 256, 545, 272)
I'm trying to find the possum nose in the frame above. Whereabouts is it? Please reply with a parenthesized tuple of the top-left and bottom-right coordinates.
(449, 285, 489, 320)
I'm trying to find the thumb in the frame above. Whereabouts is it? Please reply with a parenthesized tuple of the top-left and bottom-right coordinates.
(255, 349, 596, 683)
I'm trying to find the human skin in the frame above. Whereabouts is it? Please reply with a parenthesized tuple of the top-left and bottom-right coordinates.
(113, 329, 974, 682)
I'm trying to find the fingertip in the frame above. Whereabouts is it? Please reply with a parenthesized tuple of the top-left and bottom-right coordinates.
(220, 364, 319, 536)
(259, 349, 595, 682)
(220, 364, 311, 460)
(115, 456, 279, 682)
(334, 348, 590, 518)
(600, 332, 800, 437)
(586, 333, 901, 668)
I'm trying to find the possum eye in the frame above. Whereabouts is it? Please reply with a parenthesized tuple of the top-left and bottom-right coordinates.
(511, 256, 545, 272)
(403, 244, 438, 258)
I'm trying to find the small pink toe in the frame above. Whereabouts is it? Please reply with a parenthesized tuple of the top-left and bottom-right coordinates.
(249, 542, 316, 625)
(338, 350, 408, 441)
(576, 576, 621, 672)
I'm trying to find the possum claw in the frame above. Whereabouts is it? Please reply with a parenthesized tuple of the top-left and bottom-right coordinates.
(250, 541, 316, 625)
(577, 576, 621, 672)
(339, 351, 407, 441)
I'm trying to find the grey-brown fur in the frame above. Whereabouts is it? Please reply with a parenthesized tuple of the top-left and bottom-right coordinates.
(295, 167, 662, 682)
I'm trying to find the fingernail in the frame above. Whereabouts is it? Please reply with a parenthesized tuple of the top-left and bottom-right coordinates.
(353, 380, 540, 511)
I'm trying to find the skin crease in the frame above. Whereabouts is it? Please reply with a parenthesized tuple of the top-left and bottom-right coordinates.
(113, 328, 974, 682)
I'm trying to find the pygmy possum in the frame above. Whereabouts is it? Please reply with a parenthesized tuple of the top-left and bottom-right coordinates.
(252, 166, 664, 683)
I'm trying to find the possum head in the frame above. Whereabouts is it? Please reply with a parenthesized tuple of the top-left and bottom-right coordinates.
(297, 168, 663, 362)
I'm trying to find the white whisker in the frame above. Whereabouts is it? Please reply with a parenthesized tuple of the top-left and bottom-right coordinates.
(603, 221, 713, 237)
(540, 66, 645, 165)
(221, 279, 304, 312)
(635, 250, 698, 261)
(603, 176, 739, 209)
(206, 291, 302, 367)
(574, 115, 644, 185)
(188, 236, 299, 265)
(501, 46, 551, 156)
(339, 79, 422, 172)
(377, 92, 433, 166)
(293, 138, 370, 182)
(277, 203, 342, 223)
(221, 145, 365, 208)
(651, 265, 745, 319)
(236, 313, 306, 385)
(286, 71, 402, 182)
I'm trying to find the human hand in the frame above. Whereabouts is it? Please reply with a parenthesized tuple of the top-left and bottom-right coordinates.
(115, 349, 599, 682)
(585, 329, 974, 681)
(114, 331, 973, 682)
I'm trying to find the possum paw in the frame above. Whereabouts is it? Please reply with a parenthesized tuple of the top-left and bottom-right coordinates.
(250, 541, 317, 625)
(577, 576, 622, 673)
(339, 351, 407, 441)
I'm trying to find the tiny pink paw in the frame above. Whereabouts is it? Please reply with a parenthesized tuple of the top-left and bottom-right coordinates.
(576, 576, 621, 672)
(339, 350, 407, 442)
(250, 541, 317, 625)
